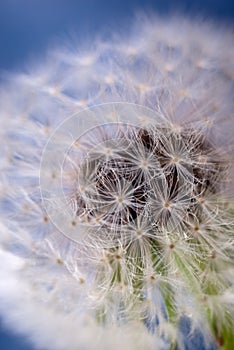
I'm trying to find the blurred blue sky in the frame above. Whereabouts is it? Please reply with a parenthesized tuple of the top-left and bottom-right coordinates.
(0, 0, 233, 349)
(0, 0, 233, 71)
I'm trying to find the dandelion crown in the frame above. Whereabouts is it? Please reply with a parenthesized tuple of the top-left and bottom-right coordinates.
(0, 16, 234, 350)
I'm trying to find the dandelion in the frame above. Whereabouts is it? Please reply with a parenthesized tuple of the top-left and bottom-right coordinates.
(0, 15, 234, 350)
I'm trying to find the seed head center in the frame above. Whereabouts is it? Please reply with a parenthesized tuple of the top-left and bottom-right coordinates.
(117, 196, 124, 204)
(171, 156, 180, 164)
(136, 229, 142, 236)
(141, 160, 149, 169)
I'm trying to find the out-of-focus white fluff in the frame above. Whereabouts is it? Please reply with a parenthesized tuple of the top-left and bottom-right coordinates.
(0, 15, 233, 350)
(0, 249, 163, 350)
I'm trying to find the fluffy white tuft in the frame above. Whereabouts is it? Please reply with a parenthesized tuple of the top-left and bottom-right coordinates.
(0, 15, 234, 350)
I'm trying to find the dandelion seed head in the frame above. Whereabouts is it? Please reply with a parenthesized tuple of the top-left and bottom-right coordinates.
(0, 14, 234, 350)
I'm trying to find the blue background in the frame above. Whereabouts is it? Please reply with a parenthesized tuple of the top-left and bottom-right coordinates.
(0, 0, 233, 349)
